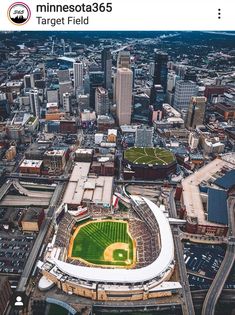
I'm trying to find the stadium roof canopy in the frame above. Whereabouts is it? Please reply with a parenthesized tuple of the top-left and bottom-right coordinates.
(207, 188, 228, 225)
(214, 169, 235, 190)
(51, 197, 174, 284)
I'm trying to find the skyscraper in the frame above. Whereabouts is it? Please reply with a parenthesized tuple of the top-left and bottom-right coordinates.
(153, 51, 168, 91)
(23, 74, 31, 89)
(73, 60, 83, 93)
(89, 71, 104, 109)
(29, 89, 40, 118)
(102, 48, 112, 90)
(117, 51, 131, 69)
(167, 71, 177, 92)
(57, 68, 70, 82)
(59, 81, 73, 105)
(150, 85, 165, 110)
(116, 68, 133, 126)
(63, 92, 71, 113)
(0, 93, 10, 119)
(185, 96, 206, 129)
(174, 80, 198, 111)
(47, 88, 59, 104)
(95, 87, 109, 115)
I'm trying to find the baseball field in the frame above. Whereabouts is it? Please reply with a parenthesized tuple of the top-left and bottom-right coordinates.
(68, 220, 135, 267)
(124, 147, 175, 165)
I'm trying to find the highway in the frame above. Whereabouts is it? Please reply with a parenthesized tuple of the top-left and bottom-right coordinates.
(174, 229, 195, 315)
(0, 195, 51, 207)
(16, 182, 66, 294)
(201, 196, 235, 315)
(115, 179, 165, 185)
(0, 179, 12, 201)
(92, 303, 182, 313)
(169, 189, 195, 315)
(9, 172, 69, 182)
(12, 180, 53, 198)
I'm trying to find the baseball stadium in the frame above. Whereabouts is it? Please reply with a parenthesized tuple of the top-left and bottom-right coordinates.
(38, 196, 179, 301)
(123, 147, 177, 180)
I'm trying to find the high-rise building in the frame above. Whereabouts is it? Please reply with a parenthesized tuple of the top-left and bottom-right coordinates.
(175, 64, 187, 78)
(185, 96, 206, 129)
(29, 89, 40, 118)
(59, 81, 73, 105)
(117, 51, 131, 69)
(24, 74, 31, 89)
(174, 80, 198, 111)
(73, 60, 83, 93)
(132, 93, 150, 123)
(167, 71, 177, 92)
(184, 70, 197, 82)
(37, 63, 46, 79)
(57, 68, 70, 83)
(95, 87, 109, 115)
(166, 71, 179, 105)
(89, 71, 104, 109)
(0, 93, 10, 119)
(135, 126, 154, 147)
(78, 94, 90, 111)
(152, 51, 168, 92)
(47, 88, 59, 104)
(116, 68, 133, 125)
(150, 85, 165, 110)
(84, 73, 90, 94)
(63, 92, 71, 113)
(30, 73, 35, 89)
(188, 132, 199, 150)
(149, 62, 155, 77)
(102, 48, 112, 90)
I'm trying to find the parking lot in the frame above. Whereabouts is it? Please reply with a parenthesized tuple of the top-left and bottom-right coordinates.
(183, 242, 235, 290)
(0, 232, 36, 275)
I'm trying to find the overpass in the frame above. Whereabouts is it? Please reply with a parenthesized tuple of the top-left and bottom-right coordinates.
(201, 196, 235, 315)
(0, 179, 12, 201)
(0, 195, 51, 207)
(12, 180, 53, 198)
(9, 172, 69, 183)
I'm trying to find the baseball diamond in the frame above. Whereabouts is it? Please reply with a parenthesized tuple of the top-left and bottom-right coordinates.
(68, 220, 135, 267)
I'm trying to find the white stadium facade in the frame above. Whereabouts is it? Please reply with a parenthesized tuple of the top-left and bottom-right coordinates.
(38, 196, 181, 301)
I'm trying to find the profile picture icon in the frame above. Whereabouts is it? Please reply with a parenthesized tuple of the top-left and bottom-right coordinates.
(8, 2, 31, 25)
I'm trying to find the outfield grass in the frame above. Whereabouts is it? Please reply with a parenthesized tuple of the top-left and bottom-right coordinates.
(70, 220, 134, 267)
(124, 147, 175, 165)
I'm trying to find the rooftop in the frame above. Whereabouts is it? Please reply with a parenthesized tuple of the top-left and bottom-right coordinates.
(207, 188, 228, 225)
(63, 162, 113, 207)
(214, 169, 235, 190)
(44, 149, 66, 157)
(124, 147, 175, 165)
(182, 155, 235, 226)
(20, 159, 43, 168)
(22, 208, 44, 222)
